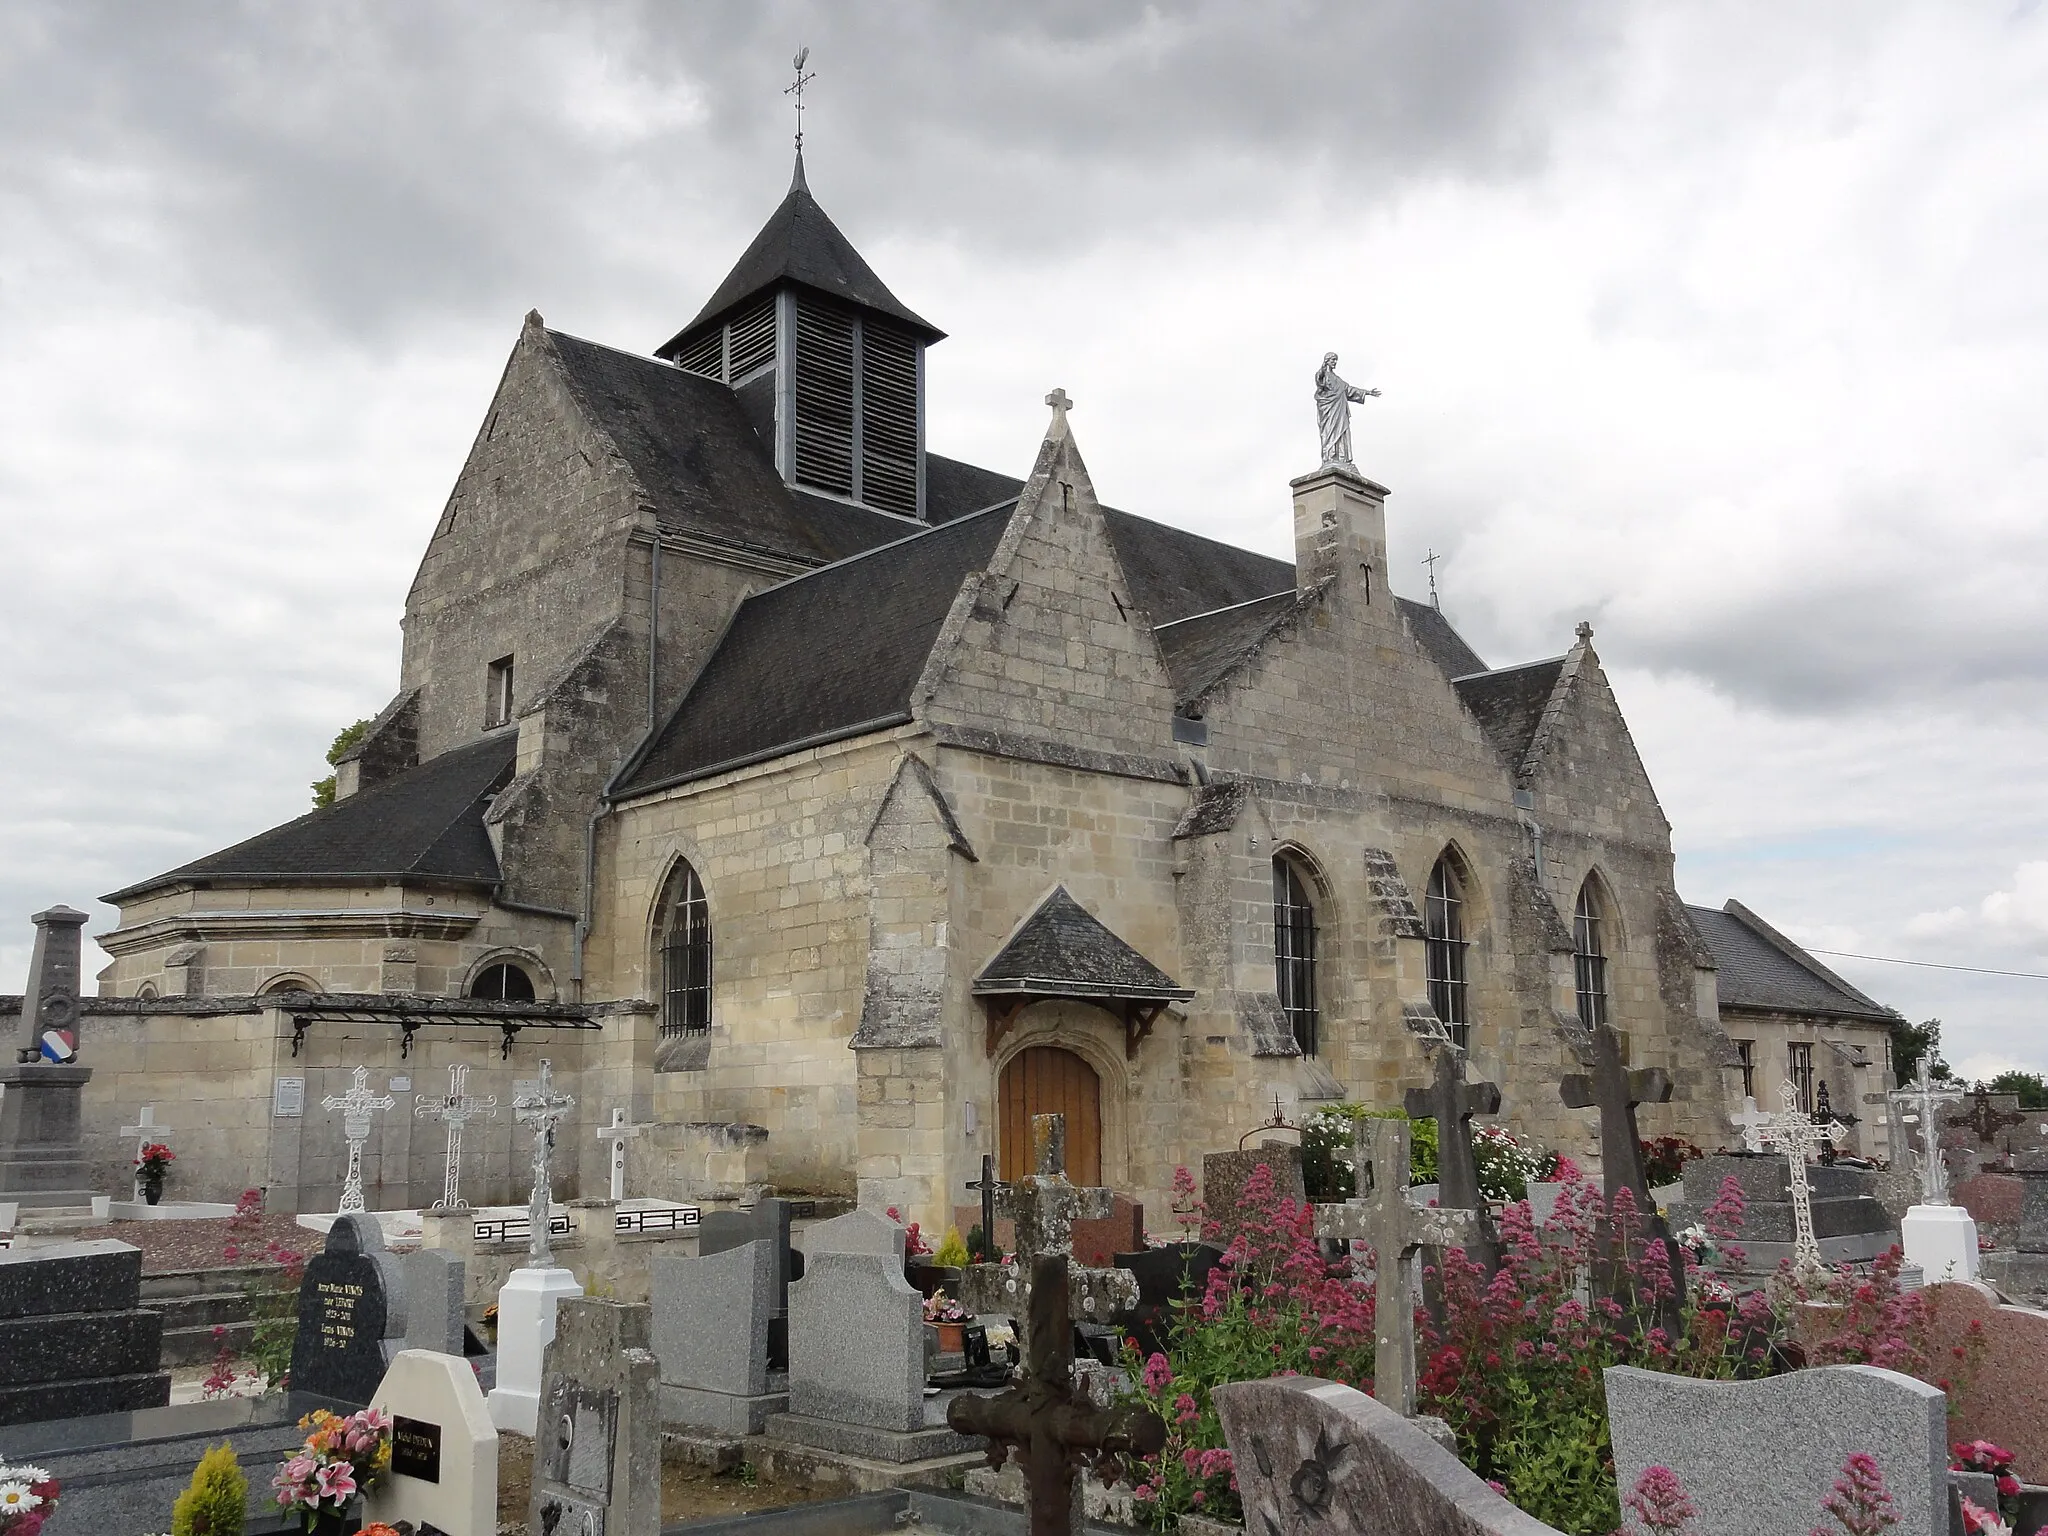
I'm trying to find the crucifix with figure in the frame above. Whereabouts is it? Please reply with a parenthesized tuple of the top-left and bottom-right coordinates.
(1314, 1114, 1479, 1416)
(1560, 1021, 1686, 1339)
(321, 1066, 395, 1215)
(1403, 1041, 1502, 1275)
(119, 1105, 172, 1202)
(960, 1114, 1138, 1359)
(1735, 1082, 1846, 1276)
(513, 1060, 575, 1268)
(950, 1252, 1167, 1536)
(414, 1061, 497, 1212)
(1889, 1060, 1967, 1205)
(595, 1106, 646, 1202)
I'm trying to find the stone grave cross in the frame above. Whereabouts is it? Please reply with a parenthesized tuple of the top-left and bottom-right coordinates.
(1887, 1060, 1966, 1205)
(595, 1106, 646, 1202)
(513, 1059, 575, 1268)
(413, 1061, 497, 1211)
(118, 1105, 173, 1201)
(1402, 1041, 1503, 1273)
(321, 1065, 396, 1215)
(949, 1253, 1166, 1536)
(1313, 1114, 1478, 1416)
(1559, 1021, 1686, 1339)
(961, 1115, 1138, 1357)
(1735, 1082, 1846, 1275)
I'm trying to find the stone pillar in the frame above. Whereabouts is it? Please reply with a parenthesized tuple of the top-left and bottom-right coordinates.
(1290, 464, 1391, 615)
(2, 907, 95, 1210)
(15, 905, 88, 1062)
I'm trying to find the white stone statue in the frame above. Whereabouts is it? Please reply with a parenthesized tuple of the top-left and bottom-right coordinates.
(1315, 352, 1380, 469)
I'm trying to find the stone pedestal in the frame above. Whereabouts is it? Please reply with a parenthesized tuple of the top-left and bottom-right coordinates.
(486, 1265, 582, 1436)
(0, 1063, 95, 1209)
(1902, 1204, 1980, 1284)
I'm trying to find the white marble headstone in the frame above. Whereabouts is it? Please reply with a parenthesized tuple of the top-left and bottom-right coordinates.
(364, 1348, 499, 1536)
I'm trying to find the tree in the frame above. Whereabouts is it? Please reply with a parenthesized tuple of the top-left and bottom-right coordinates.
(1986, 1070, 2048, 1110)
(1889, 1017, 1950, 1087)
(309, 718, 373, 808)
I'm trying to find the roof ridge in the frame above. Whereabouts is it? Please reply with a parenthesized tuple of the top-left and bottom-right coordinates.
(750, 498, 1018, 599)
(1153, 589, 1296, 631)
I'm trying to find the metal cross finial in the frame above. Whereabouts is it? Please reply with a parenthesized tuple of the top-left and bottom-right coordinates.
(786, 46, 815, 154)
(415, 1061, 498, 1212)
(1887, 1058, 1966, 1206)
(321, 1066, 396, 1215)
(1422, 548, 1443, 610)
(513, 1059, 576, 1268)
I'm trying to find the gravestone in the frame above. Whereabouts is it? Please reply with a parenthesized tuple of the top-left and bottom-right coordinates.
(1214, 1374, 1562, 1536)
(1201, 1143, 1306, 1250)
(801, 1205, 908, 1261)
(488, 1059, 584, 1437)
(699, 1197, 804, 1368)
(289, 1211, 408, 1405)
(0, 1238, 169, 1424)
(1404, 1041, 1503, 1274)
(365, 1347, 499, 1536)
(1604, 1364, 1946, 1536)
(405, 1247, 467, 1357)
(1113, 1242, 1227, 1361)
(1671, 1152, 1895, 1271)
(651, 1237, 787, 1433)
(530, 1297, 661, 1536)
(1914, 1282, 2048, 1483)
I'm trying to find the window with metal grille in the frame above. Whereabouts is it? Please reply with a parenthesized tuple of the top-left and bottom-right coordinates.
(859, 320, 919, 517)
(660, 862, 712, 1036)
(1424, 854, 1471, 1049)
(1273, 857, 1319, 1057)
(1573, 881, 1608, 1030)
(793, 295, 856, 497)
(469, 963, 535, 1002)
(1735, 1039, 1756, 1099)
(1788, 1041, 1815, 1114)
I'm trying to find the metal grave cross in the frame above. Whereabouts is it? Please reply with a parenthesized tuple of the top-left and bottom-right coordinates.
(1960, 1086, 2024, 1154)
(1560, 1021, 1686, 1339)
(1314, 1114, 1478, 1416)
(595, 1107, 647, 1202)
(1403, 1041, 1504, 1274)
(119, 1105, 173, 1201)
(1887, 1060, 1967, 1205)
(1735, 1082, 1846, 1275)
(965, 1152, 1008, 1260)
(949, 1253, 1167, 1536)
(961, 1114, 1138, 1358)
(414, 1061, 497, 1212)
(513, 1059, 576, 1268)
(321, 1066, 396, 1215)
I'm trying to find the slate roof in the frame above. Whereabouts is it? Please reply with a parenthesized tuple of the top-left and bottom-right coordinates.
(1687, 901, 1897, 1023)
(614, 504, 1016, 794)
(107, 734, 517, 901)
(1404, 600, 1488, 677)
(1155, 593, 1301, 705)
(658, 155, 942, 353)
(973, 886, 1194, 1001)
(1453, 657, 1567, 768)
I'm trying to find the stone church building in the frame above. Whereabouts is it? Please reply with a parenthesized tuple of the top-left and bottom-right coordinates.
(84, 157, 1750, 1220)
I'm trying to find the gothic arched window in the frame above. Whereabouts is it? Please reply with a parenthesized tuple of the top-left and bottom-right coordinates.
(659, 861, 713, 1036)
(1425, 853, 1472, 1049)
(1273, 856, 1320, 1057)
(1573, 880, 1610, 1030)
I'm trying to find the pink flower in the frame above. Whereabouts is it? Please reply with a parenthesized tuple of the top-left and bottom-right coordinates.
(1627, 1464, 1696, 1536)
(314, 1463, 357, 1503)
(1173, 1392, 1199, 1425)
(1141, 1353, 1172, 1394)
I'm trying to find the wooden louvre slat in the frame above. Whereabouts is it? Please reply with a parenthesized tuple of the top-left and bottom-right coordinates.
(793, 296, 855, 496)
(860, 321, 919, 517)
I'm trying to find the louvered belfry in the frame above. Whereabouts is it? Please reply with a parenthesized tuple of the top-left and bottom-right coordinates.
(657, 154, 941, 520)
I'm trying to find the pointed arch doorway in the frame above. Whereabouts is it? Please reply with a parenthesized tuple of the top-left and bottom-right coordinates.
(998, 1045, 1102, 1184)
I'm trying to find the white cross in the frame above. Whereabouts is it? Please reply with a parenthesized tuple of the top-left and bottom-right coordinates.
(414, 1062, 498, 1212)
(595, 1107, 647, 1202)
(321, 1066, 396, 1215)
(513, 1060, 575, 1268)
(1736, 1082, 1847, 1276)
(1886, 1059, 1967, 1206)
(119, 1105, 173, 1201)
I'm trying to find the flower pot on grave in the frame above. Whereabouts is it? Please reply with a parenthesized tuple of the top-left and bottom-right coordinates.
(142, 1177, 164, 1206)
(937, 1320, 967, 1353)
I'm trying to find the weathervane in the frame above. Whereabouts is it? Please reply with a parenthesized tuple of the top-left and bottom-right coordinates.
(785, 46, 815, 154)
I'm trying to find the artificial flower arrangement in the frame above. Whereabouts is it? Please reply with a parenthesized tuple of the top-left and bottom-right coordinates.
(271, 1406, 391, 1530)
(0, 1462, 59, 1535)
(1953, 1440, 2022, 1528)
(922, 1291, 967, 1325)
(136, 1141, 177, 1202)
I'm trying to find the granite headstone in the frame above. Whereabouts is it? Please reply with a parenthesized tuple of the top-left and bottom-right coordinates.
(1915, 1282, 2048, 1483)
(651, 1236, 786, 1433)
(1604, 1364, 1946, 1536)
(1201, 1145, 1306, 1250)
(530, 1297, 660, 1536)
(289, 1212, 408, 1405)
(800, 1206, 907, 1261)
(1115, 1242, 1227, 1360)
(785, 1251, 926, 1432)
(0, 1238, 169, 1424)
(699, 1197, 804, 1368)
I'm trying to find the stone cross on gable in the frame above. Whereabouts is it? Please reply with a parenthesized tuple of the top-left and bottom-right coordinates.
(1402, 1042, 1502, 1274)
(119, 1105, 172, 1201)
(596, 1106, 647, 1202)
(961, 1114, 1138, 1358)
(513, 1059, 575, 1269)
(949, 1253, 1167, 1536)
(414, 1061, 497, 1212)
(1736, 1082, 1846, 1276)
(321, 1065, 396, 1215)
(1560, 1021, 1686, 1340)
(1314, 1115, 1478, 1417)
(1887, 1061, 1966, 1205)
(1044, 387, 1073, 421)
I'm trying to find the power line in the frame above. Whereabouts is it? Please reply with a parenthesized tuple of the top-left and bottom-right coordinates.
(1807, 948, 2048, 983)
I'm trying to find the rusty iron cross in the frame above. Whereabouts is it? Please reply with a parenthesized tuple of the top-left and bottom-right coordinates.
(1960, 1087, 2023, 1147)
(949, 1253, 1166, 1536)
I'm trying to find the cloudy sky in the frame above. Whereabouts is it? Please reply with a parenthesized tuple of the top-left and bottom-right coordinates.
(3, 3, 2045, 1078)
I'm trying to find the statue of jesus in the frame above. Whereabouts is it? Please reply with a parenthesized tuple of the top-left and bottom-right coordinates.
(1314, 352, 1380, 469)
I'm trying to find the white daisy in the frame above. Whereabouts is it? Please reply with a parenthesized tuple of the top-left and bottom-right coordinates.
(2, 1466, 48, 1484)
(0, 1481, 43, 1514)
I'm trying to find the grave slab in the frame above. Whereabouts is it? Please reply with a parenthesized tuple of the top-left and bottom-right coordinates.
(1605, 1364, 1946, 1536)
(653, 1237, 786, 1434)
(0, 1238, 168, 1425)
(1917, 1281, 2048, 1483)
(364, 1347, 498, 1536)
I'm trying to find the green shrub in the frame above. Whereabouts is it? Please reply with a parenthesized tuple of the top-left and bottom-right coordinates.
(932, 1226, 970, 1268)
(1300, 1104, 1436, 1200)
(171, 1441, 246, 1536)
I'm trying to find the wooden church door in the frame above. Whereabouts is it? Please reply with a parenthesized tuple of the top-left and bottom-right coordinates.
(999, 1045, 1102, 1184)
